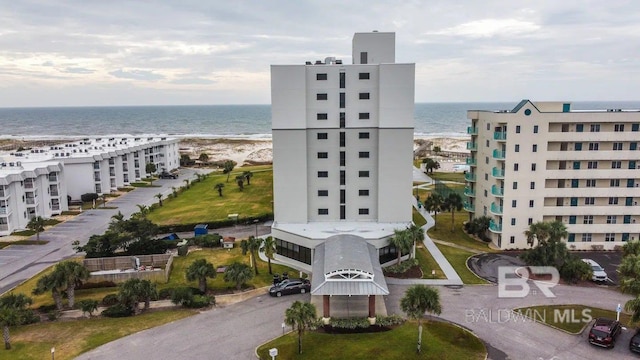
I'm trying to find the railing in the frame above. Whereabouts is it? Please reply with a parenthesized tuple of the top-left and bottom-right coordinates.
(464, 187, 475, 197)
(24, 182, 34, 189)
(466, 142, 477, 151)
(490, 203, 503, 215)
(52, 204, 60, 211)
(463, 202, 475, 212)
(464, 173, 476, 182)
(0, 207, 7, 214)
(50, 190, 59, 197)
(26, 198, 36, 205)
(492, 149, 506, 159)
(467, 127, 478, 135)
(492, 167, 505, 178)
(466, 158, 477, 166)
(491, 185, 504, 196)
(493, 131, 507, 141)
(489, 220, 502, 232)
(0, 224, 8, 231)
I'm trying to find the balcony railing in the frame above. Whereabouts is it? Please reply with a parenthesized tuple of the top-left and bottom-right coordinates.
(493, 131, 507, 141)
(466, 142, 477, 151)
(490, 203, 503, 215)
(492, 149, 506, 159)
(24, 182, 34, 189)
(26, 198, 36, 205)
(52, 204, 60, 211)
(492, 167, 505, 178)
(467, 127, 478, 135)
(466, 158, 477, 166)
(464, 187, 475, 197)
(489, 219, 502, 232)
(0, 207, 7, 215)
(491, 185, 504, 197)
(0, 224, 8, 231)
(464, 173, 476, 182)
(463, 202, 475, 212)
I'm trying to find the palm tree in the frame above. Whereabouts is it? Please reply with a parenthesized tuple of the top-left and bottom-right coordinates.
(406, 224, 425, 259)
(442, 193, 463, 232)
(214, 183, 225, 197)
(57, 261, 90, 308)
(223, 160, 235, 182)
(135, 204, 149, 218)
(261, 236, 276, 275)
(198, 153, 209, 163)
(0, 293, 33, 350)
(77, 299, 99, 317)
(26, 216, 46, 241)
(155, 193, 163, 206)
(243, 171, 253, 185)
(619, 254, 640, 295)
(33, 272, 65, 311)
(185, 259, 217, 293)
(547, 220, 568, 242)
(223, 262, 254, 290)
(423, 193, 443, 229)
(524, 221, 551, 247)
(171, 186, 178, 197)
(145, 163, 157, 186)
(390, 229, 411, 265)
(117, 278, 157, 315)
(421, 158, 440, 173)
(624, 240, 640, 257)
(136, 280, 157, 311)
(236, 175, 244, 191)
(626, 296, 640, 323)
(285, 301, 317, 355)
(400, 285, 442, 354)
(241, 236, 263, 275)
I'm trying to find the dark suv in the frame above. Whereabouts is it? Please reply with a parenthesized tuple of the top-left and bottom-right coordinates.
(588, 318, 622, 348)
(269, 279, 311, 297)
(630, 329, 640, 354)
(159, 171, 177, 179)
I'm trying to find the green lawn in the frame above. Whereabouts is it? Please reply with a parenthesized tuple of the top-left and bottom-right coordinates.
(513, 304, 634, 334)
(428, 211, 496, 253)
(257, 320, 486, 360)
(416, 245, 445, 279)
(436, 244, 487, 284)
(0, 240, 49, 249)
(148, 167, 273, 225)
(428, 172, 466, 183)
(9, 309, 196, 360)
(412, 207, 427, 227)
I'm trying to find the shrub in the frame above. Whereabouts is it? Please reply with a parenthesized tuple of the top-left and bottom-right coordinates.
(47, 310, 61, 321)
(185, 295, 213, 308)
(384, 258, 419, 274)
(22, 310, 40, 325)
(102, 293, 120, 306)
(77, 299, 100, 316)
(375, 314, 405, 327)
(158, 288, 174, 300)
(330, 317, 371, 329)
(170, 287, 194, 306)
(81, 193, 99, 203)
(192, 234, 222, 248)
(102, 304, 133, 318)
(77, 281, 117, 290)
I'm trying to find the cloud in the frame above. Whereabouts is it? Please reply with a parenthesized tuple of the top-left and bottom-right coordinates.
(170, 77, 215, 85)
(427, 18, 541, 38)
(60, 67, 94, 74)
(109, 69, 164, 81)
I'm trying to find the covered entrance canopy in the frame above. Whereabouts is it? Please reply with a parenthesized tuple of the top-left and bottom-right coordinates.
(310, 234, 388, 319)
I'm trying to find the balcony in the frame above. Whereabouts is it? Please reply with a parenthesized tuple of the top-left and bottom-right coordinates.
(0, 224, 8, 232)
(489, 219, 502, 233)
(24, 182, 34, 189)
(52, 204, 60, 211)
(26, 198, 36, 205)
(0, 207, 8, 215)
(466, 142, 477, 151)
(50, 190, 59, 197)
(491, 185, 504, 196)
(490, 203, 503, 215)
(467, 127, 478, 135)
(493, 131, 507, 141)
(492, 167, 505, 178)
(463, 201, 475, 212)
(492, 149, 506, 159)
(466, 158, 477, 166)
(464, 173, 476, 182)
(464, 187, 476, 197)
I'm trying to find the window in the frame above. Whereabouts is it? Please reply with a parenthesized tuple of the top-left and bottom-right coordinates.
(611, 179, 620, 187)
(359, 171, 369, 177)
(533, 125, 539, 133)
(359, 208, 369, 215)
(486, 123, 490, 130)
(571, 179, 579, 188)
(359, 151, 369, 158)
(339, 93, 345, 108)
(588, 142, 599, 151)
(606, 215, 617, 224)
(360, 52, 368, 64)
(628, 179, 636, 188)
(317, 93, 327, 100)
(632, 142, 638, 150)
(316, 73, 327, 80)
(484, 173, 488, 181)
(317, 133, 328, 140)
(514, 163, 519, 171)
(359, 189, 369, 196)
(513, 182, 518, 189)
(485, 156, 489, 164)
(340, 189, 346, 203)
(317, 113, 328, 120)
(613, 142, 623, 150)
(584, 197, 595, 205)
(615, 124, 625, 132)
(576, 124, 584, 132)
(531, 163, 537, 171)
(340, 132, 346, 147)
(528, 218, 533, 225)
(590, 124, 600, 132)
(623, 233, 630, 242)
(581, 233, 592, 242)
(339, 72, 345, 88)
(633, 124, 640, 132)
(512, 200, 517, 207)
(359, 113, 370, 120)
(317, 171, 328, 178)
(583, 215, 593, 224)
(586, 179, 596, 187)
(612, 161, 621, 169)
(359, 132, 370, 139)
(340, 170, 345, 185)
(587, 161, 598, 169)
(624, 215, 632, 224)
(530, 182, 535, 189)
(516, 125, 521, 133)
(570, 197, 578, 206)
(318, 190, 328, 196)
(609, 197, 619, 205)
(605, 233, 616, 242)
(340, 151, 346, 166)
(339, 112, 346, 128)
(532, 144, 537, 152)
(575, 143, 582, 151)
(317, 152, 328, 159)
(359, 72, 370, 80)
(529, 200, 534, 207)
(569, 216, 576, 224)
(630, 160, 637, 169)
(340, 205, 346, 220)
(511, 218, 516, 225)
(510, 236, 515, 244)
(318, 208, 329, 215)
(484, 190, 488, 197)
(486, 140, 490, 147)
(626, 197, 633, 206)
(359, 93, 370, 100)
(515, 144, 520, 152)
(276, 239, 312, 265)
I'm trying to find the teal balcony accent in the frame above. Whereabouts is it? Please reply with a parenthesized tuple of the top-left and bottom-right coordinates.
(464, 187, 475, 197)
(492, 149, 506, 159)
(466, 158, 477, 166)
(467, 126, 478, 135)
(464, 201, 475, 212)
(490, 202, 503, 215)
(489, 219, 502, 233)
(492, 167, 505, 178)
(464, 173, 476, 182)
(491, 185, 504, 197)
(493, 131, 507, 141)
(466, 142, 477, 151)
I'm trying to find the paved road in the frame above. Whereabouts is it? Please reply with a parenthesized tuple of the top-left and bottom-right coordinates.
(0, 169, 206, 295)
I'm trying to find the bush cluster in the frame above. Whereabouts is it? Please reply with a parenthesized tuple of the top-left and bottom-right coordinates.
(374, 314, 405, 326)
(384, 258, 419, 274)
(77, 281, 117, 290)
(329, 317, 371, 329)
(168, 287, 213, 308)
(101, 293, 119, 306)
(102, 304, 133, 318)
(190, 234, 222, 248)
(80, 193, 99, 202)
(157, 214, 273, 234)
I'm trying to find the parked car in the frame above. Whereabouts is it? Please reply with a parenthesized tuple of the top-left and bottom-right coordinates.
(161, 233, 180, 241)
(269, 279, 311, 297)
(159, 171, 178, 179)
(581, 258, 608, 282)
(630, 329, 640, 354)
(588, 317, 622, 348)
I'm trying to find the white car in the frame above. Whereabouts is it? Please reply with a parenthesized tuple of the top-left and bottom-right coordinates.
(582, 259, 608, 282)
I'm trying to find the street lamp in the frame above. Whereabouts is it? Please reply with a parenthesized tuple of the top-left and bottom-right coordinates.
(253, 219, 259, 238)
(51, 347, 55, 360)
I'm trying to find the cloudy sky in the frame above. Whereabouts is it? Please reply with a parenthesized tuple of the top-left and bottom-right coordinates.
(1, 0, 639, 107)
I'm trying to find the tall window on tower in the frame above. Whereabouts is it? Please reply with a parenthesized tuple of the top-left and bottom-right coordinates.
(339, 72, 345, 88)
(360, 52, 368, 64)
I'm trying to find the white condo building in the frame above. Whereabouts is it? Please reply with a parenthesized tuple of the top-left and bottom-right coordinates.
(0, 136, 179, 236)
(466, 100, 640, 250)
(271, 32, 414, 319)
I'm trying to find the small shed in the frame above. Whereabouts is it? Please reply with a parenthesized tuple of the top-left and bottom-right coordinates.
(194, 224, 209, 237)
(222, 236, 236, 249)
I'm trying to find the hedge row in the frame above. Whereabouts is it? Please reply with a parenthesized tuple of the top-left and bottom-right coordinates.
(157, 213, 273, 233)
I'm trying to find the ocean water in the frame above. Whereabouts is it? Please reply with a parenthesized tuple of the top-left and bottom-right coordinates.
(0, 101, 639, 140)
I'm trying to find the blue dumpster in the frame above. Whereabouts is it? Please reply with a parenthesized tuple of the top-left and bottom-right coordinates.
(194, 224, 209, 237)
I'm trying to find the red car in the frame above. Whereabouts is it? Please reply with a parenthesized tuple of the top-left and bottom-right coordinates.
(588, 318, 622, 348)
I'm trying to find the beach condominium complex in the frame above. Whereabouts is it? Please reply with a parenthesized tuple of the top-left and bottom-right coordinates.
(271, 32, 414, 318)
(466, 100, 640, 250)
